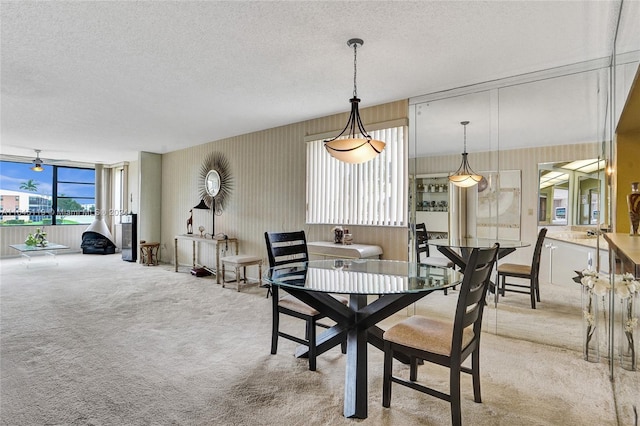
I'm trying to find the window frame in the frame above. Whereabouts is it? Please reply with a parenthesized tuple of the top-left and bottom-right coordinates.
(0, 161, 96, 226)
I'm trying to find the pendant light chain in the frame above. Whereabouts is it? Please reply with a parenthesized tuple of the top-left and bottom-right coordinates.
(463, 123, 467, 152)
(462, 120, 469, 154)
(352, 41, 358, 98)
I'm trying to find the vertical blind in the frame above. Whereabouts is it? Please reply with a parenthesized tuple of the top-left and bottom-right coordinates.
(306, 126, 406, 226)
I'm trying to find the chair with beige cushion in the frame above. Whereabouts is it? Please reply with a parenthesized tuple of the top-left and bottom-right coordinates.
(382, 244, 500, 426)
(264, 230, 347, 371)
(496, 227, 547, 309)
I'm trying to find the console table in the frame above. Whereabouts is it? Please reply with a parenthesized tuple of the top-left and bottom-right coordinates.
(307, 241, 383, 260)
(174, 234, 238, 283)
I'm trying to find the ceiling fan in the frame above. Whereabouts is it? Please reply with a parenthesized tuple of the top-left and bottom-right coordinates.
(26, 149, 72, 171)
(31, 149, 45, 171)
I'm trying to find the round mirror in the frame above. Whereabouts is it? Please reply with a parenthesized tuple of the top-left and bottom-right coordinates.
(205, 169, 221, 197)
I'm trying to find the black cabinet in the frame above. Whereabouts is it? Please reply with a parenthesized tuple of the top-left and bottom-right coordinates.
(122, 214, 137, 262)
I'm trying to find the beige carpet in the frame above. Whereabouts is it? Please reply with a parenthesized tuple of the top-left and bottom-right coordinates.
(0, 253, 634, 425)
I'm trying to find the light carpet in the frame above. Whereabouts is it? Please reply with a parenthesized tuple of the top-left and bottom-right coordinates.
(0, 253, 631, 425)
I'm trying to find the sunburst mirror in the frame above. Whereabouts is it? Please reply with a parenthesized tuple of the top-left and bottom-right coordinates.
(198, 152, 233, 215)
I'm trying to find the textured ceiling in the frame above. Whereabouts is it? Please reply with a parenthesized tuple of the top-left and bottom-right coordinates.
(1, 1, 638, 166)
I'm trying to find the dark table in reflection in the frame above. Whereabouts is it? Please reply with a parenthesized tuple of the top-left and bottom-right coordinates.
(429, 237, 530, 299)
(264, 259, 463, 419)
(429, 237, 530, 270)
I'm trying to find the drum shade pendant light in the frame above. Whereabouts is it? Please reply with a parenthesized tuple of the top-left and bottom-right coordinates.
(449, 121, 483, 188)
(324, 38, 385, 164)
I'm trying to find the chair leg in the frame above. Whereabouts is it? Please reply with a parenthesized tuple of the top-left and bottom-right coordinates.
(308, 318, 317, 371)
(409, 356, 418, 381)
(472, 348, 482, 403)
(530, 280, 536, 309)
(382, 342, 393, 408)
(450, 365, 462, 426)
(221, 263, 226, 287)
(535, 277, 541, 302)
(271, 287, 279, 355)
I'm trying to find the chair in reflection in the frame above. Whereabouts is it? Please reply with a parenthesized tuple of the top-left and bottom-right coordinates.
(264, 230, 347, 371)
(496, 227, 548, 309)
(416, 223, 454, 294)
(382, 244, 500, 426)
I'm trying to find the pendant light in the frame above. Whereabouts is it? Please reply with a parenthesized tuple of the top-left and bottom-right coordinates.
(324, 38, 385, 164)
(449, 121, 483, 187)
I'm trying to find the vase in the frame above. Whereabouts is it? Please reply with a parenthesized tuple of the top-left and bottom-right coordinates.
(628, 181, 640, 236)
(582, 285, 600, 362)
(619, 293, 638, 371)
(333, 227, 344, 244)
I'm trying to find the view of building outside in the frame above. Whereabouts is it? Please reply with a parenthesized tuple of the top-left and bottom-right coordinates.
(0, 161, 95, 226)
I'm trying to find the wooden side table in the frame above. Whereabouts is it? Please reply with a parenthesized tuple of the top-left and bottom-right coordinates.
(140, 242, 160, 266)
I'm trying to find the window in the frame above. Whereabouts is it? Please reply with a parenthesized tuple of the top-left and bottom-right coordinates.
(0, 160, 95, 226)
(306, 126, 407, 226)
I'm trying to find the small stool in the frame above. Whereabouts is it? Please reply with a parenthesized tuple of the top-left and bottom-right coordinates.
(139, 242, 160, 266)
(220, 255, 263, 291)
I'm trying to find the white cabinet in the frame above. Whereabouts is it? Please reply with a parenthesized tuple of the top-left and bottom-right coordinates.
(539, 237, 609, 285)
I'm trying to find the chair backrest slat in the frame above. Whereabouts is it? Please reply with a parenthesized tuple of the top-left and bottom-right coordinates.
(453, 244, 500, 351)
(415, 223, 430, 260)
(264, 230, 309, 268)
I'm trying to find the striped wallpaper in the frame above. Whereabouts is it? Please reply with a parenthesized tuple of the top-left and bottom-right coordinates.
(161, 100, 410, 272)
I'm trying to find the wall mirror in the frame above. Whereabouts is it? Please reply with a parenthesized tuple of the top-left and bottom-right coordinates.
(538, 159, 605, 227)
(409, 66, 610, 356)
(410, 48, 640, 415)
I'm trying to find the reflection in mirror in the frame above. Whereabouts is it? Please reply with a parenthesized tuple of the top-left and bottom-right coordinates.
(538, 159, 605, 227)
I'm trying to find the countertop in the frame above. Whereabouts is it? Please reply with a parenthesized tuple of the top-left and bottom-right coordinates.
(544, 226, 609, 250)
(602, 233, 640, 276)
(545, 232, 608, 250)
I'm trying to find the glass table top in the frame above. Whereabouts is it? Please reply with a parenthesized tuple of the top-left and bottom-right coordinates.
(264, 259, 463, 295)
(9, 243, 70, 252)
(429, 238, 529, 249)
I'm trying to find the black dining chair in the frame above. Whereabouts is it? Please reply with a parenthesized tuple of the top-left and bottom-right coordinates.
(415, 224, 454, 269)
(496, 227, 547, 309)
(415, 223, 455, 296)
(264, 230, 347, 371)
(382, 244, 500, 426)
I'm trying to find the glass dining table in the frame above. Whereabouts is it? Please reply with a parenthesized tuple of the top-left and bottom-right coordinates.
(429, 237, 530, 300)
(264, 259, 463, 419)
(429, 237, 530, 270)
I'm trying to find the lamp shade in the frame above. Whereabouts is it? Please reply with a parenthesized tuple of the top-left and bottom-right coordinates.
(30, 163, 44, 172)
(193, 199, 209, 210)
(325, 138, 385, 164)
(449, 172, 483, 187)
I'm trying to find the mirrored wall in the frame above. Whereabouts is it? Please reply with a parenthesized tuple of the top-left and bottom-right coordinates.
(408, 45, 639, 422)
